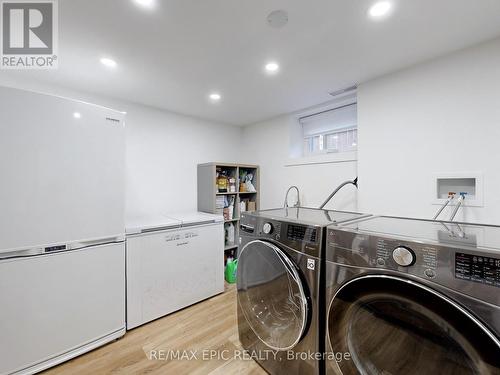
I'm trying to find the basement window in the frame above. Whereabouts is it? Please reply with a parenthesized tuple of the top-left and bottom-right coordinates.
(300, 103, 358, 156)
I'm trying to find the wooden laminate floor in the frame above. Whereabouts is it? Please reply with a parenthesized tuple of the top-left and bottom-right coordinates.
(43, 284, 266, 375)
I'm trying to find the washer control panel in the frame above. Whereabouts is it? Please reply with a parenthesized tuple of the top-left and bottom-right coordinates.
(262, 222, 273, 234)
(287, 224, 317, 243)
(240, 214, 321, 257)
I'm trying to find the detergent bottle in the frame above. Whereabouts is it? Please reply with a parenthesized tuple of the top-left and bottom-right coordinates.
(225, 258, 238, 284)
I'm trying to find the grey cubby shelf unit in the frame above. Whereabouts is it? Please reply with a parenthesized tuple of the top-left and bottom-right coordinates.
(197, 162, 260, 259)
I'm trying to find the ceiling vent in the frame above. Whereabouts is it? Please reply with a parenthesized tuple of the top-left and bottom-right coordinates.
(267, 10, 288, 28)
(329, 85, 358, 98)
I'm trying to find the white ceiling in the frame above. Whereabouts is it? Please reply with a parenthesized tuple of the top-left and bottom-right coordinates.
(2, 0, 500, 126)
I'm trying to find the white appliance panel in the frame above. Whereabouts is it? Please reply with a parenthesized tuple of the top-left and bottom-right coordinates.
(165, 212, 224, 226)
(125, 215, 181, 235)
(0, 87, 125, 252)
(0, 242, 126, 375)
(126, 223, 224, 329)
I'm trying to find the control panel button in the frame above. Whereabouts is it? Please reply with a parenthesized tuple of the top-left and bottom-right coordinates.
(392, 246, 416, 267)
(263, 222, 273, 234)
(425, 269, 436, 278)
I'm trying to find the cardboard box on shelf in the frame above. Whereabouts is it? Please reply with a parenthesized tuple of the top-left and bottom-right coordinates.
(223, 208, 230, 220)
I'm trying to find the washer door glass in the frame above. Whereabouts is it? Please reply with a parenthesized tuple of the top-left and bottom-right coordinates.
(328, 276, 500, 375)
(237, 240, 309, 351)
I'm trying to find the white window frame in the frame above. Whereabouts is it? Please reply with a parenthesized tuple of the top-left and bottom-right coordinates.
(287, 91, 358, 166)
(303, 125, 358, 156)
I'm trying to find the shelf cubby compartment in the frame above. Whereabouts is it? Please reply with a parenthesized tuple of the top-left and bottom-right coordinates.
(198, 162, 260, 264)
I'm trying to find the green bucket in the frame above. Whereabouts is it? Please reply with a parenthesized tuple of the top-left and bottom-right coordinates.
(225, 259, 238, 284)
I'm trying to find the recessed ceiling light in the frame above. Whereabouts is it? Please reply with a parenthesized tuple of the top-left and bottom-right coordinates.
(100, 57, 117, 68)
(133, 0, 155, 8)
(265, 62, 280, 74)
(73, 112, 81, 119)
(209, 93, 221, 102)
(368, 1, 392, 19)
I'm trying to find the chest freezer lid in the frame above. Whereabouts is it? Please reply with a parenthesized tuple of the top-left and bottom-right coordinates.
(125, 215, 182, 235)
(164, 212, 224, 227)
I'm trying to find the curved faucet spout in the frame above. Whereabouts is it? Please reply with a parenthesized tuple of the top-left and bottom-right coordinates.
(284, 186, 301, 208)
(319, 177, 358, 210)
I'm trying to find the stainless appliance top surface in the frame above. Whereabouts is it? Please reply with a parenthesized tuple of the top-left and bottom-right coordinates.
(251, 207, 368, 227)
(338, 216, 500, 253)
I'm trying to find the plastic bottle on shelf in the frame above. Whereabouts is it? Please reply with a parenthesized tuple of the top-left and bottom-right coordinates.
(228, 196, 235, 219)
(229, 177, 236, 193)
(226, 223, 235, 245)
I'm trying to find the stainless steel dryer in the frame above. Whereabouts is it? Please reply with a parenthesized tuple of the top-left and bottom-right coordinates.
(237, 207, 369, 375)
(325, 216, 500, 375)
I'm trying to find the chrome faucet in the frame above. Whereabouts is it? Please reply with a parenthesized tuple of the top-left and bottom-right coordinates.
(284, 186, 301, 208)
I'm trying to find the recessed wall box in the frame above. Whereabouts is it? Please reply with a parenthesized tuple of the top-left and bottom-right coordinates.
(433, 173, 483, 207)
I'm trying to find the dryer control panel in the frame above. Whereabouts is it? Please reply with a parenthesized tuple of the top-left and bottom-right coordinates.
(455, 253, 500, 287)
(327, 227, 500, 305)
(373, 237, 439, 279)
(327, 229, 440, 279)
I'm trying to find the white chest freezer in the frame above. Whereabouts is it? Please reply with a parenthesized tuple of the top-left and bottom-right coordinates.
(125, 212, 224, 329)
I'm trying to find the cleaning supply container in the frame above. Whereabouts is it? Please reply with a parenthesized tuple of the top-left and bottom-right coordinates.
(225, 259, 238, 283)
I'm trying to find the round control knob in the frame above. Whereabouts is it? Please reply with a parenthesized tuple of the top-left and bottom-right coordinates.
(376, 258, 386, 266)
(262, 222, 273, 234)
(392, 246, 415, 267)
(424, 269, 436, 278)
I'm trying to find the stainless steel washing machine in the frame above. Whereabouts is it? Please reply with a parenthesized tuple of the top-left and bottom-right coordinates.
(237, 207, 369, 375)
(324, 216, 500, 374)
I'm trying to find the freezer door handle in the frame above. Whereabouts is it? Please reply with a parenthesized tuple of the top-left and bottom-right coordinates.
(0, 247, 44, 260)
(181, 220, 217, 227)
(0, 235, 125, 260)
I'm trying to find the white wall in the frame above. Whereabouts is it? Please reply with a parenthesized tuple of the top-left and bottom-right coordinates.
(123, 103, 241, 218)
(0, 78, 242, 220)
(241, 115, 358, 212)
(4, 37, 500, 225)
(358, 38, 500, 225)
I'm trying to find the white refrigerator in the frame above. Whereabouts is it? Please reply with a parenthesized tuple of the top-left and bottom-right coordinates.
(0, 86, 126, 375)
